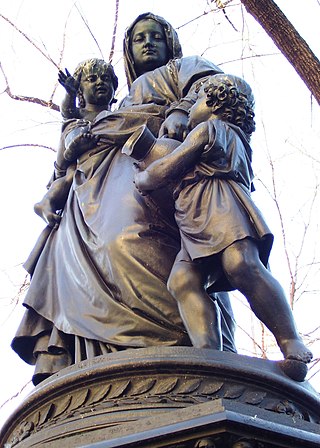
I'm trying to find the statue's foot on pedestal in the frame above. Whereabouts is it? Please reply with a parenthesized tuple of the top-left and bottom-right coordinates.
(280, 338, 313, 364)
(278, 358, 308, 382)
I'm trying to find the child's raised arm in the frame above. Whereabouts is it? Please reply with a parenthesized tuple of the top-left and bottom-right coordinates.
(58, 69, 81, 119)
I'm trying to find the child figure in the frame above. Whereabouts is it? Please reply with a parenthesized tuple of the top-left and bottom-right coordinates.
(34, 59, 118, 227)
(134, 74, 312, 364)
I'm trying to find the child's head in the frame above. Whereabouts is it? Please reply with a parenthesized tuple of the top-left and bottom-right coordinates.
(189, 74, 255, 139)
(74, 59, 118, 109)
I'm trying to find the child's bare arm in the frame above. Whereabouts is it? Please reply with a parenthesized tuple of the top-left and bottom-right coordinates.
(54, 133, 70, 176)
(53, 123, 99, 182)
(134, 123, 212, 192)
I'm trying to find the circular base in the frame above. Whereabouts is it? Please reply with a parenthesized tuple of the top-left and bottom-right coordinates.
(1, 348, 319, 447)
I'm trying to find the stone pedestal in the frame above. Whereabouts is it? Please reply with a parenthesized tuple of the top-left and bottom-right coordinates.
(1, 348, 319, 447)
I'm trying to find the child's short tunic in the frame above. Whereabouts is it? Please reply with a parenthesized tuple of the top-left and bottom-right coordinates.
(174, 119, 273, 291)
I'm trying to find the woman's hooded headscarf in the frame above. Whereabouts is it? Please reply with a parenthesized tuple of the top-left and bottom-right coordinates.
(123, 12, 183, 88)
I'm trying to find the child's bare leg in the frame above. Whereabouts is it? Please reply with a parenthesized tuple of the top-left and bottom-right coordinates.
(167, 260, 222, 350)
(221, 239, 312, 363)
(55, 138, 70, 173)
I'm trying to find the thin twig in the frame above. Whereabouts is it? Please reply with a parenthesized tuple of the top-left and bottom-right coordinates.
(0, 143, 57, 153)
(213, 0, 238, 31)
(75, 4, 104, 59)
(49, 4, 74, 104)
(0, 381, 33, 410)
(109, 0, 120, 63)
(260, 121, 296, 308)
(0, 62, 59, 111)
(177, 1, 240, 29)
(0, 13, 59, 69)
(0, 274, 30, 326)
(218, 52, 280, 67)
(236, 322, 265, 355)
(307, 357, 320, 381)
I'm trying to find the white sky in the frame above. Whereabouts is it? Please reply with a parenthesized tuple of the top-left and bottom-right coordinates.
(0, 0, 319, 428)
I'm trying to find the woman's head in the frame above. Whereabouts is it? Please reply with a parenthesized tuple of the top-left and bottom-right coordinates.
(73, 59, 118, 108)
(192, 74, 256, 139)
(123, 12, 182, 87)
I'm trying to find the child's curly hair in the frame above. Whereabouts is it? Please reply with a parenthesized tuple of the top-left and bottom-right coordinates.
(74, 59, 118, 108)
(201, 74, 255, 140)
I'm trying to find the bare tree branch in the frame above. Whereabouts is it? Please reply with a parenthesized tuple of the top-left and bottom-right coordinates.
(75, 4, 104, 59)
(0, 381, 32, 411)
(0, 62, 59, 111)
(212, 0, 238, 31)
(262, 129, 296, 308)
(177, 4, 219, 29)
(109, 0, 120, 63)
(49, 5, 73, 104)
(208, 51, 280, 65)
(308, 357, 320, 381)
(0, 13, 59, 69)
(1, 273, 29, 326)
(240, 0, 320, 104)
(0, 143, 57, 153)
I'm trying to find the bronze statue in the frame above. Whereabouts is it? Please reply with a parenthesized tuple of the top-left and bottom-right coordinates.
(3, 15, 318, 448)
(132, 74, 312, 363)
(12, 13, 237, 385)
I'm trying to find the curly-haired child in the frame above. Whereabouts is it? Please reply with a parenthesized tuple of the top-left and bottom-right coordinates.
(134, 74, 312, 364)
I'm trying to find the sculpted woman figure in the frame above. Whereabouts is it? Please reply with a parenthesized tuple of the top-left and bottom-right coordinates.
(12, 13, 236, 385)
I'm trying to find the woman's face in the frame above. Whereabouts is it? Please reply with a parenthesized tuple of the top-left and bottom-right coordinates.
(131, 19, 169, 76)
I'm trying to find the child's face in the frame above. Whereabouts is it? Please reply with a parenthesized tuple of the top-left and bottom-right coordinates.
(81, 65, 115, 107)
(187, 87, 214, 129)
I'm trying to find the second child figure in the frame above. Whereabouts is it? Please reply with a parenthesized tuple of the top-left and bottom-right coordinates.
(34, 59, 118, 227)
(134, 74, 312, 365)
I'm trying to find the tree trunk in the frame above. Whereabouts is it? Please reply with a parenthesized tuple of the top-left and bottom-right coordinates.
(240, 0, 320, 104)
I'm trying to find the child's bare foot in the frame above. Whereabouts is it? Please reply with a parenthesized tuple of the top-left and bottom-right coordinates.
(280, 338, 313, 363)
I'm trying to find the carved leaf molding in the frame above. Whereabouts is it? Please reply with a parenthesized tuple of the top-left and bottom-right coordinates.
(7, 375, 306, 447)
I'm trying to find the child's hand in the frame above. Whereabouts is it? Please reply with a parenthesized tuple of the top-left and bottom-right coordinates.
(63, 126, 100, 162)
(133, 162, 167, 193)
(58, 68, 80, 96)
(34, 200, 62, 228)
